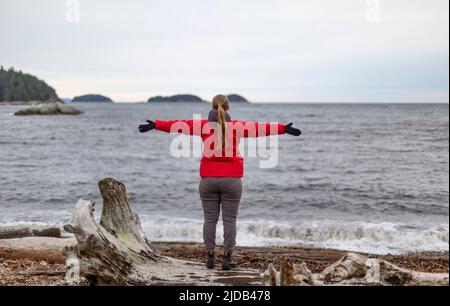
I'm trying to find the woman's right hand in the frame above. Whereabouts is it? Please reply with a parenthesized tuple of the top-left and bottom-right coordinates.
(138, 120, 156, 133)
(285, 123, 302, 136)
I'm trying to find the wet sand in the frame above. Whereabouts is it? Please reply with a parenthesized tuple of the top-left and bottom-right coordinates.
(0, 239, 448, 286)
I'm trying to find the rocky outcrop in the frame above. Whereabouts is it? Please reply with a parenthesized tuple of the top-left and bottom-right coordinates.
(14, 102, 82, 116)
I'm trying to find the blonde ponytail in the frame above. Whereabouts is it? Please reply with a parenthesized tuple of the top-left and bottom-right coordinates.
(212, 95, 230, 150)
(217, 105, 227, 149)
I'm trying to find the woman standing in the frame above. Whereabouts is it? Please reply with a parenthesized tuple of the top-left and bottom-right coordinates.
(138, 95, 301, 270)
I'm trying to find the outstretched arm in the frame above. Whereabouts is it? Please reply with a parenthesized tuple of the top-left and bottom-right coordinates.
(138, 119, 205, 136)
(235, 121, 301, 138)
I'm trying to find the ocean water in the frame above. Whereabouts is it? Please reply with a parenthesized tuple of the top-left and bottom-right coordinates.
(0, 102, 448, 254)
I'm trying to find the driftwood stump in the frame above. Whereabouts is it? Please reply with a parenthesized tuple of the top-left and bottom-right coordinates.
(63, 178, 262, 285)
(64, 178, 449, 286)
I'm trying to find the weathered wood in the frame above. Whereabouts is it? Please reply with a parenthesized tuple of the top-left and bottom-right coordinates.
(65, 178, 448, 286)
(0, 226, 61, 240)
(64, 178, 262, 285)
(262, 253, 449, 286)
(19, 271, 65, 276)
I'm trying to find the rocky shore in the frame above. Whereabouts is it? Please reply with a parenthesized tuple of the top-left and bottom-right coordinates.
(0, 237, 447, 286)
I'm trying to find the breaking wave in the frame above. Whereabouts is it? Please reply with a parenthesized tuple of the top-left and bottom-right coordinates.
(139, 216, 449, 255)
(1, 217, 448, 255)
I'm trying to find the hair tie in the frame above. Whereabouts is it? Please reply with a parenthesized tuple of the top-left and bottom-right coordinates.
(208, 109, 231, 122)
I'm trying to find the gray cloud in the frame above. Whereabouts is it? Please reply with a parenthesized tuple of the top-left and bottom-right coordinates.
(0, 0, 448, 102)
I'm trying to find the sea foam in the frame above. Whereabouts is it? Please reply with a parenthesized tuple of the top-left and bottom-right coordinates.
(139, 216, 449, 255)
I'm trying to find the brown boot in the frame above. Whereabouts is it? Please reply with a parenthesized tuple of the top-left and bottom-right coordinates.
(206, 251, 215, 269)
(222, 251, 237, 270)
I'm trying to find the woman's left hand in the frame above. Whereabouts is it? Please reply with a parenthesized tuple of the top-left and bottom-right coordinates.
(138, 120, 156, 133)
(285, 123, 302, 136)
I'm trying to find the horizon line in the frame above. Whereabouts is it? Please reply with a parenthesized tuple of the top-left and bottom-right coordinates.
(70, 101, 450, 104)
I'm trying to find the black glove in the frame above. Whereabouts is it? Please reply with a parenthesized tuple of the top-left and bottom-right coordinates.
(285, 123, 301, 136)
(138, 120, 155, 133)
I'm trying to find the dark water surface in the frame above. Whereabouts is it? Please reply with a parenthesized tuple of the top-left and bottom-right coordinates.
(0, 102, 448, 254)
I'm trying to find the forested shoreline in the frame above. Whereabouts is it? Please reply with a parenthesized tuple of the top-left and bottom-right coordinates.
(0, 67, 59, 102)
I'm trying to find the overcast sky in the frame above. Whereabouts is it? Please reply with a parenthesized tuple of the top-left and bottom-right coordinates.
(0, 0, 448, 102)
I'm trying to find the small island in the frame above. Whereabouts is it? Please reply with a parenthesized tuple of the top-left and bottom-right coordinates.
(147, 94, 204, 103)
(227, 94, 249, 103)
(72, 94, 113, 103)
(147, 94, 250, 103)
(0, 66, 59, 103)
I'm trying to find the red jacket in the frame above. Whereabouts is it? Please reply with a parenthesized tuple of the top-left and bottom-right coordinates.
(155, 120, 286, 178)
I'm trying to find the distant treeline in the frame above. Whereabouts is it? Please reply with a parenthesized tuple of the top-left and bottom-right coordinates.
(147, 94, 249, 103)
(0, 66, 250, 104)
(147, 94, 204, 102)
(0, 67, 59, 102)
(72, 94, 113, 102)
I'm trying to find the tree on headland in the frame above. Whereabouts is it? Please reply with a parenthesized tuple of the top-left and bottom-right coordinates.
(0, 67, 59, 102)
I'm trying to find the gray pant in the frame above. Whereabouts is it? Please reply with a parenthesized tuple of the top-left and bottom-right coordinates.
(199, 177, 243, 253)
